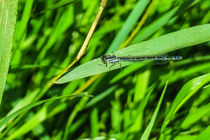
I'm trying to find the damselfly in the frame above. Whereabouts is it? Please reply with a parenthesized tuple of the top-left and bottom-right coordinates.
(101, 54, 182, 69)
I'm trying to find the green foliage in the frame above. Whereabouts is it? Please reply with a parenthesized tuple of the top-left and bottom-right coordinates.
(0, 0, 210, 139)
(107, 0, 150, 53)
(0, 0, 18, 105)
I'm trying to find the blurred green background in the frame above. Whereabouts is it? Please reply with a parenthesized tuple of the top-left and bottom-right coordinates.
(1, 0, 210, 139)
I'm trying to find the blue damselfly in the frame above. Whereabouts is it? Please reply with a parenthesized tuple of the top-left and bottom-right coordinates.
(101, 54, 182, 69)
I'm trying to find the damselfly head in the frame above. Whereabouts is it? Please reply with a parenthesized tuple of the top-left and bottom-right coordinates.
(101, 54, 105, 63)
(101, 54, 107, 66)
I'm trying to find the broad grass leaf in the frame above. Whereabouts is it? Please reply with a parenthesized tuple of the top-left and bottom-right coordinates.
(0, 0, 18, 105)
(56, 24, 210, 84)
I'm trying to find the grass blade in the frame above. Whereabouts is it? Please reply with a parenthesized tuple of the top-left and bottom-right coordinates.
(107, 0, 150, 53)
(56, 24, 210, 84)
(195, 125, 210, 140)
(0, 0, 18, 105)
(161, 73, 210, 133)
(0, 93, 89, 131)
(140, 81, 168, 140)
(131, 6, 179, 44)
(181, 103, 210, 129)
(33, 0, 78, 16)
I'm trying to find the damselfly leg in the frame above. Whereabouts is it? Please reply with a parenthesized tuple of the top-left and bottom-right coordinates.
(101, 54, 122, 70)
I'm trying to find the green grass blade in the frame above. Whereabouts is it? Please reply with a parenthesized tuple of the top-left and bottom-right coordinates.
(107, 0, 150, 53)
(195, 125, 210, 140)
(140, 81, 168, 140)
(0, 0, 18, 105)
(64, 96, 90, 139)
(181, 103, 210, 129)
(83, 86, 117, 109)
(161, 73, 210, 133)
(130, 70, 150, 131)
(0, 93, 89, 131)
(132, 6, 179, 44)
(90, 108, 99, 138)
(110, 62, 147, 84)
(33, 0, 78, 16)
(56, 24, 210, 84)
(174, 135, 197, 140)
(14, 0, 33, 42)
(5, 101, 68, 139)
